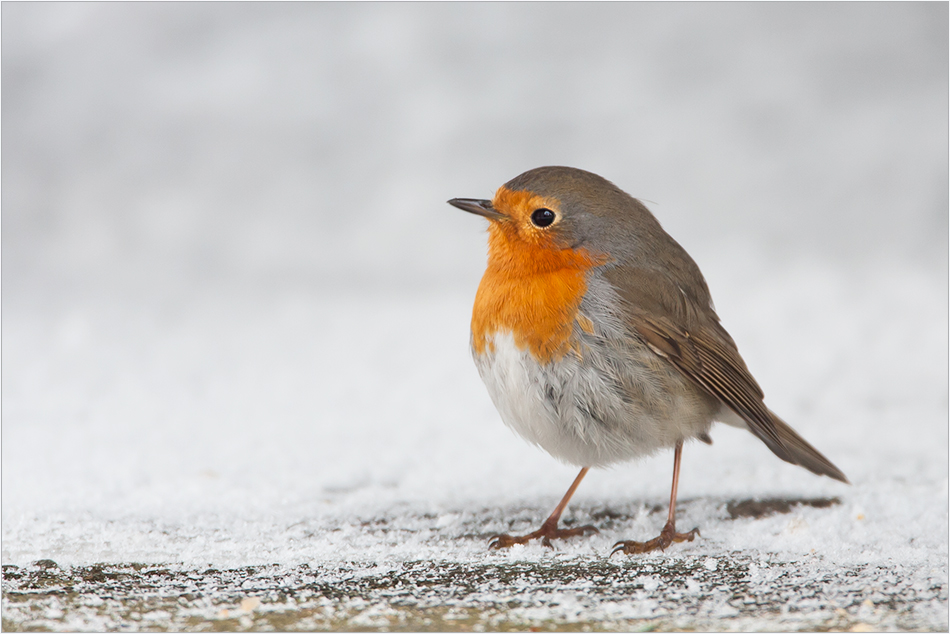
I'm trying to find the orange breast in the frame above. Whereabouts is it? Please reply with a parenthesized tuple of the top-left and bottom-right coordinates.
(471, 216, 606, 364)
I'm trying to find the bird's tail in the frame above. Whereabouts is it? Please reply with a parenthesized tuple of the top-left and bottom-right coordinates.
(760, 411, 849, 484)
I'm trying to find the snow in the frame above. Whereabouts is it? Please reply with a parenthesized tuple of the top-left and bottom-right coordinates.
(2, 3, 947, 630)
(2, 265, 946, 569)
(3, 262, 946, 629)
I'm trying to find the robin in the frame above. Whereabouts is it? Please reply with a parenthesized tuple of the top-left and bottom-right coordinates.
(448, 166, 848, 555)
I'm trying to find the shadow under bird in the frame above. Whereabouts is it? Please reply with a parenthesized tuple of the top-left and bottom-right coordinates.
(448, 166, 848, 555)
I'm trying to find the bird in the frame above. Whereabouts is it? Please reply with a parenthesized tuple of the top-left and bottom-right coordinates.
(448, 166, 848, 556)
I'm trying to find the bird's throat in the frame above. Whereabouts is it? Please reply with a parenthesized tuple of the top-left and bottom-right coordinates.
(471, 231, 606, 364)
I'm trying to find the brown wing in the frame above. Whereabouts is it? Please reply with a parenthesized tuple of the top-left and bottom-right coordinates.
(605, 265, 848, 483)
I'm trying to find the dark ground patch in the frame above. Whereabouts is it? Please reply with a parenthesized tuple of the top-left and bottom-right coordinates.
(3, 552, 945, 632)
(3, 497, 944, 631)
(725, 497, 841, 520)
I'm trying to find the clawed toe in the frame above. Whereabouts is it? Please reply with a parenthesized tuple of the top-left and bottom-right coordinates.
(610, 523, 700, 556)
(488, 524, 599, 550)
(555, 524, 600, 539)
(488, 533, 525, 550)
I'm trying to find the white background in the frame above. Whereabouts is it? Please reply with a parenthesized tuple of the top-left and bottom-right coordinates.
(2, 3, 946, 596)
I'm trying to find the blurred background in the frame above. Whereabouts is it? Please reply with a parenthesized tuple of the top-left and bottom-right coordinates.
(2, 3, 947, 566)
(4, 3, 946, 295)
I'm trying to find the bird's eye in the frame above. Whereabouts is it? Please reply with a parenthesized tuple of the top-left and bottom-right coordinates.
(530, 208, 556, 228)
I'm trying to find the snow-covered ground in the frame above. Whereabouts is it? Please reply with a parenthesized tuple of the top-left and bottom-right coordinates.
(2, 265, 947, 630)
(3, 3, 947, 630)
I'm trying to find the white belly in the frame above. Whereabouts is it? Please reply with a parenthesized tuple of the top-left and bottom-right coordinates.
(473, 330, 721, 467)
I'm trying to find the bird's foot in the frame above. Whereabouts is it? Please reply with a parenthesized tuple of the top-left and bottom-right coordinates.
(610, 521, 700, 556)
(489, 519, 599, 550)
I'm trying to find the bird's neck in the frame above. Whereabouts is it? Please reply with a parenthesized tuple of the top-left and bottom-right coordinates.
(472, 230, 606, 364)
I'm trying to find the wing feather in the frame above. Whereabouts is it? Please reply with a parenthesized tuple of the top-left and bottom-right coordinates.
(605, 264, 848, 482)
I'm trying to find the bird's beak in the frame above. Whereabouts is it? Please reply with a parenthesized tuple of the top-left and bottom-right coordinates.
(447, 198, 506, 221)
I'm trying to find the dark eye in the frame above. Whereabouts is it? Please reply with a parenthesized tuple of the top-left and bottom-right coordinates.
(530, 208, 556, 227)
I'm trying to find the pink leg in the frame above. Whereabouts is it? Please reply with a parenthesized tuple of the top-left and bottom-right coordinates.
(611, 440, 700, 556)
(490, 467, 600, 549)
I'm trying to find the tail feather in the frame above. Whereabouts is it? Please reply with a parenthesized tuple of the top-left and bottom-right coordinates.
(758, 411, 849, 484)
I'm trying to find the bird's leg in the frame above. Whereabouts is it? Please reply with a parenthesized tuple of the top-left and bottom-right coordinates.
(489, 467, 599, 549)
(611, 440, 700, 556)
